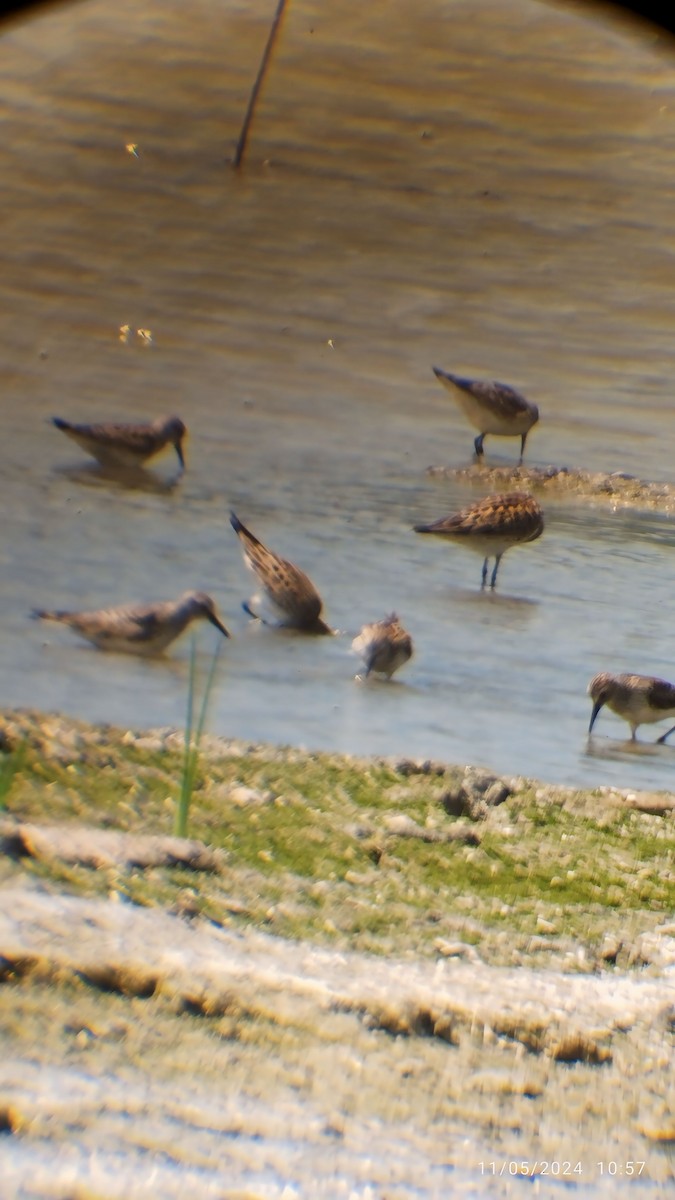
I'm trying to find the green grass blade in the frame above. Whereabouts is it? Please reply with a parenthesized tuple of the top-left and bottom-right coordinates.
(175, 635, 222, 839)
(194, 636, 223, 746)
(175, 636, 197, 838)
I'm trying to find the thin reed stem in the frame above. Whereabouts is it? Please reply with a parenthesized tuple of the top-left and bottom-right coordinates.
(232, 0, 289, 168)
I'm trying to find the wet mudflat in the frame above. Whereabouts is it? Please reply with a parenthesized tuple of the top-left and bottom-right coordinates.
(0, 887, 673, 1200)
(0, 709, 672, 1196)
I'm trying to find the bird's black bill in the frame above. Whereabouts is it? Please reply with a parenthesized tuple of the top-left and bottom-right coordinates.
(208, 613, 230, 637)
(588, 700, 603, 734)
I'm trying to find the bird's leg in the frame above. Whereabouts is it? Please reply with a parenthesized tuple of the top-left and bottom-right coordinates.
(242, 599, 272, 626)
(490, 554, 502, 589)
(474, 433, 485, 457)
(481, 558, 489, 588)
(519, 431, 528, 462)
(657, 723, 675, 744)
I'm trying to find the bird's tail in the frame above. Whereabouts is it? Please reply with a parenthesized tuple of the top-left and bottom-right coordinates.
(30, 608, 67, 623)
(229, 511, 263, 548)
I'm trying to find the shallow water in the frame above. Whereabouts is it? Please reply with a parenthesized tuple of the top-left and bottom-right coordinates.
(4, 0, 675, 793)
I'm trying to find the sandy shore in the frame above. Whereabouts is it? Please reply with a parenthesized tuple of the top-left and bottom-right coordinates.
(0, 881, 673, 1196)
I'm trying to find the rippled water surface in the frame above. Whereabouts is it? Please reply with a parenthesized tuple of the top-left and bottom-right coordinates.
(3, 0, 675, 792)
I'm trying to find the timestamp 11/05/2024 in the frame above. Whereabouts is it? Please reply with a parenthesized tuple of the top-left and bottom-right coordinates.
(479, 1161, 646, 1177)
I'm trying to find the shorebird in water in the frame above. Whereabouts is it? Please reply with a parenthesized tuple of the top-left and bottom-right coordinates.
(432, 367, 539, 463)
(32, 590, 229, 655)
(52, 415, 187, 471)
(414, 491, 544, 589)
(588, 672, 675, 743)
(230, 511, 332, 633)
(351, 614, 413, 681)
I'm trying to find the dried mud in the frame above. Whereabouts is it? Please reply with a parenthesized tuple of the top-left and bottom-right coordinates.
(426, 463, 675, 513)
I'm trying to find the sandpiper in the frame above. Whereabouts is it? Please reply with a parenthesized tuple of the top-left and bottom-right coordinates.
(414, 491, 544, 589)
(588, 672, 675, 743)
(351, 614, 413, 680)
(230, 511, 332, 633)
(432, 367, 539, 462)
(52, 415, 187, 470)
(32, 590, 229, 655)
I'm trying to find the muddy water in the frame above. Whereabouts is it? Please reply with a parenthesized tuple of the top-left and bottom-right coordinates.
(3, 0, 675, 791)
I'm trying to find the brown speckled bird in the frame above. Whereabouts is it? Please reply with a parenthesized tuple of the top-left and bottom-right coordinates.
(230, 512, 332, 633)
(351, 614, 413, 681)
(52, 415, 187, 470)
(432, 367, 539, 462)
(588, 672, 675, 743)
(32, 590, 229, 654)
(414, 491, 544, 589)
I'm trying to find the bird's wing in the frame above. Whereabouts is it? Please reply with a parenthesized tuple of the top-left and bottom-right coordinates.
(647, 678, 675, 710)
(82, 604, 162, 642)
